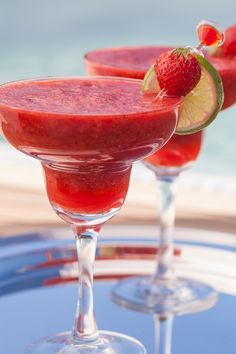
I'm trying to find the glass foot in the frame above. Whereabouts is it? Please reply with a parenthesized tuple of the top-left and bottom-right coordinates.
(23, 330, 146, 354)
(111, 276, 218, 315)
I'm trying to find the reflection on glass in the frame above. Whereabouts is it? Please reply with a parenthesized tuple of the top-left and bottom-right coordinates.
(152, 290, 217, 354)
(154, 315, 173, 354)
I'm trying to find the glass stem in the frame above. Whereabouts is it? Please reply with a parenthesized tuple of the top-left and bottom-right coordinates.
(154, 175, 178, 282)
(72, 225, 99, 343)
(154, 314, 174, 354)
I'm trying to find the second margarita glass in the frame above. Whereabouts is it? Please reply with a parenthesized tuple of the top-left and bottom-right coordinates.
(84, 23, 236, 315)
(85, 51, 212, 315)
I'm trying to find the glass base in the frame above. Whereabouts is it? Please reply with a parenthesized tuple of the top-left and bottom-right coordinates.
(111, 276, 218, 315)
(23, 330, 146, 354)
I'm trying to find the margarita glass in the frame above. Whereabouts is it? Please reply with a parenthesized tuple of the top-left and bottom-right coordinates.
(85, 45, 236, 314)
(0, 76, 182, 353)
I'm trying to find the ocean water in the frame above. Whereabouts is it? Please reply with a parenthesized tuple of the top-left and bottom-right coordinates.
(0, 0, 235, 185)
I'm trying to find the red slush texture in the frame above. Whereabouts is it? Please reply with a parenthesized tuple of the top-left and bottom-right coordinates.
(207, 55, 236, 109)
(0, 77, 180, 213)
(85, 46, 170, 79)
(85, 46, 236, 167)
(43, 164, 131, 214)
(144, 131, 203, 167)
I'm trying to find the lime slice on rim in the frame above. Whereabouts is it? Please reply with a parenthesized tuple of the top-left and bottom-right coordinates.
(141, 54, 224, 134)
(141, 64, 161, 93)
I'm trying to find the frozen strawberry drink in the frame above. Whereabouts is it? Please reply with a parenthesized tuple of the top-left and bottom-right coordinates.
(0, 76, 182, 353)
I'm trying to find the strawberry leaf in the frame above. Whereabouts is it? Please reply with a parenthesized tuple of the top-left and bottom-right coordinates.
(173, 47, 191, 61)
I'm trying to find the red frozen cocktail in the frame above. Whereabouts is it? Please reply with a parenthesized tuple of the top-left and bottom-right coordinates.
(85, 45, 236, 169)
(0, 77, 181, 214)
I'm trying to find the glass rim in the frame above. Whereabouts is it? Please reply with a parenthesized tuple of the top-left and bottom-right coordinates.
(0, 75, 183, 117)
(84, 44, 236, 76)
(84, 45, 173, 77)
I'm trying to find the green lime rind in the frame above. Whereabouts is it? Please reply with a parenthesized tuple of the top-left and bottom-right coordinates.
(175, 53, 224, 135)
(141, 64, 160, 93)
(141, 52, 224, 135)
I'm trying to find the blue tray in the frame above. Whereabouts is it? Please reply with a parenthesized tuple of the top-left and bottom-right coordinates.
(0, 226, 236, 354)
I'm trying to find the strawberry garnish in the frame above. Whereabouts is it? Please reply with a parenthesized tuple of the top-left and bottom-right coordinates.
(219, 24, 236, 57)
(154, 48, 201, 97)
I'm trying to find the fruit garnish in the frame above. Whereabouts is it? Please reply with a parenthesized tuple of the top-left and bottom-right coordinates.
(196, 20, 224, 49)
(142, 64, 161, 93)
(142, 54, 224, 134)
(154, 48, 201, 96)
(141, 21, 224, 134)
(214, 24, 236, 57)
(176, 54, 223, 134)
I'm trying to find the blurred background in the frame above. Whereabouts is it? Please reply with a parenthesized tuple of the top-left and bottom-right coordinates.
(0, 0, 236, 233)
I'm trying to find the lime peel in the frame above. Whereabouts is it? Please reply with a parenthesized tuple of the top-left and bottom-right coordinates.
(141, 53, 224, 135)
(141, 64, 160, 94)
